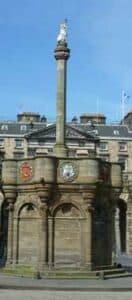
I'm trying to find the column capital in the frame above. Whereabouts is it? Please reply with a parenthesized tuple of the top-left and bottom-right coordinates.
(37, 190, 50, 202)
(82, 190, 96, 201)
(4, 191, 17, 203)
(54, 43, 70, 60)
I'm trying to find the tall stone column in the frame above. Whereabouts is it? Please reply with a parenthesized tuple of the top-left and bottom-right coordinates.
(53, 22, 70, 157)
(5, 191, 16, 265)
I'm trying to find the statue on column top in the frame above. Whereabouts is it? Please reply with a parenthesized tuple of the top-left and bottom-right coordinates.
(57, 19, 68, 44)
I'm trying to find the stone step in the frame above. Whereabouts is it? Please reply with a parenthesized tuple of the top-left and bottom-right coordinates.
(103, 268, 126, 275)
(105, 272, 132, 279)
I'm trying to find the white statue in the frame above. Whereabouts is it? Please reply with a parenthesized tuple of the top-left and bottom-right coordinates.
(57, 20, 68, 43)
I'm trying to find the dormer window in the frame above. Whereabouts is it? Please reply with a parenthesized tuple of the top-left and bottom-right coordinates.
(20, 124, 27, 131)
(1, 124, 8, 130)
(93, 129, 98, 135)
(113, 130, 119, 135)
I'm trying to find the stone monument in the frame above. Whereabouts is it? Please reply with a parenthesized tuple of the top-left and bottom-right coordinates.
(0, 23, 122, 272)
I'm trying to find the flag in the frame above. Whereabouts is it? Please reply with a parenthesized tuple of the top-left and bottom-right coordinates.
(122, 91, 130, 102)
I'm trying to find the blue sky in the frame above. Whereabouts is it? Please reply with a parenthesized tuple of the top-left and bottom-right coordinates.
(0, 0, 132, 122)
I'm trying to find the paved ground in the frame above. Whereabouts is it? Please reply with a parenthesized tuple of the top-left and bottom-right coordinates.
(0, 274, 132, 291)
(0, 290, 132, 300)
(0, 274, 132, 300)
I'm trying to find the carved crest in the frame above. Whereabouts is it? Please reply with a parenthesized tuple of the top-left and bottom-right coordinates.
(20, 163, 33, 181)
(59, 161, 78, 181)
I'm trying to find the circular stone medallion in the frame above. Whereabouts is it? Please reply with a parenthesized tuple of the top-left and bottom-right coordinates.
(20, 163, 33, 181)
(59, 161, 78, 181)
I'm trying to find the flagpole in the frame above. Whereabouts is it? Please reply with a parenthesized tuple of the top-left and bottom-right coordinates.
(121, 91, 130, 124)
(121, 91, 125, 125)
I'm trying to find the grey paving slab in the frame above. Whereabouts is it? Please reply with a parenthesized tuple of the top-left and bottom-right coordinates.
(0, 274, 132, 291)
(0, 290, 132, 300)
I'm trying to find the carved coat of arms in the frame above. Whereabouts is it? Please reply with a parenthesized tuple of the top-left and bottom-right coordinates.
(59, 161, 78, 181)
(20, 163, 33, 181)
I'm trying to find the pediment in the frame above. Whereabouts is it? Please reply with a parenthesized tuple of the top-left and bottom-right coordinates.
(26, 124, 97, 141)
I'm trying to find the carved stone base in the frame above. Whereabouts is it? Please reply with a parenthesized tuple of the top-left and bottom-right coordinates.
(53, 144, 68, 157)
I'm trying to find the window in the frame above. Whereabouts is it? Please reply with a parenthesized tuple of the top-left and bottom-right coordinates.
(28, 148, 36, 157)
(0, 153, 4, 161)
(68, 149, 76, 157)
(99, 142, 108, 151)
(119, 142, 127, 152)
(0, 139, 4, 148)
(20, 124, 27, 131)
(48, 148, 53, 153)
(15, 139, 23, 148)
(79, 140, 85, 147)
(39, 141, 44, 146)
(118, 156, 127, 171)
(14, 152, 24, 159)
(1, 124, 8, 130)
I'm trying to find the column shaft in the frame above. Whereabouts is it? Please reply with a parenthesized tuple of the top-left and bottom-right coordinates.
(39, 205, 48, 271)
(83, 209, 93, 270)
(7, 203, 14, 264)
(56, 60, 67, 146)
(48, 217, 53, 268)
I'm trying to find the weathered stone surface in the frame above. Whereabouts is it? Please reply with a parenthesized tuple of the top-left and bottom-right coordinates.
(0, 154, 122, 270)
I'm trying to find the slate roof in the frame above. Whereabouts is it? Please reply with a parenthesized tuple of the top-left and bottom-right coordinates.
(94, 125, 132, 138)
(72, 124, 132, 139)
(0, 121, 132, 140)
(0, 122, 45, 135)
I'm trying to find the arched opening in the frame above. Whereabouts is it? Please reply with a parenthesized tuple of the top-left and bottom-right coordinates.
(53, 203, 82, 267)
(17, 203, 40, 265)
(118, 199, 127, 253)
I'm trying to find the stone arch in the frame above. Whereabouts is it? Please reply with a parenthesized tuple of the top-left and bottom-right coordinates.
(15, 202, 40, 265)
(52, 202, 83, 267)
(50, 200, 86, 218)
(14, 194, 40, 218)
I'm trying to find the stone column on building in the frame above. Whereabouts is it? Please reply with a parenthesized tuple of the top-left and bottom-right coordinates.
(53, 21, 70, 157)
(115, 207, 121, 256)
(48, 216, 54, 269)
(5, 191, 16, 265)
(110, 189, 121, 264)
(126, 185, 132, 255)
(38, 191, 49, 271)
(82, 191, 95, 270)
